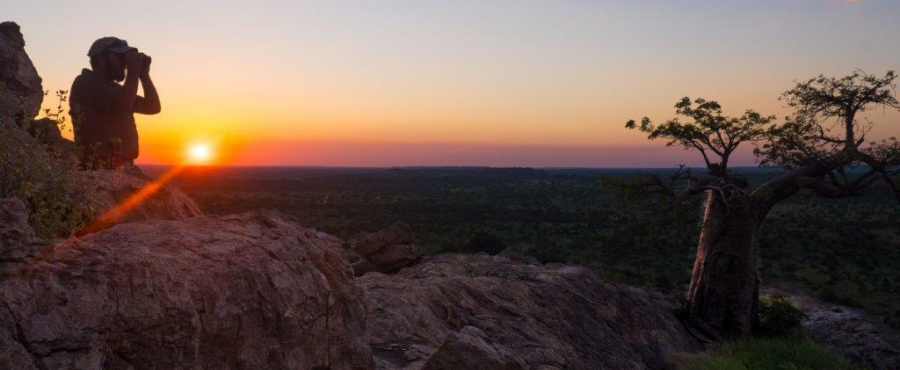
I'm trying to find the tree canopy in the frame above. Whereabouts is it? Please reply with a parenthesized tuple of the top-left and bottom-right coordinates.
(625, 70, 900, 204)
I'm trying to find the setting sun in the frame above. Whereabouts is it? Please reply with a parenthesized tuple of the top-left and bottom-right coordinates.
(188, 143, 213, 164)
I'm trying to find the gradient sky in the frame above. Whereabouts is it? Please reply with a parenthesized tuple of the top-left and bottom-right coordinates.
(7, 0, 899, 167)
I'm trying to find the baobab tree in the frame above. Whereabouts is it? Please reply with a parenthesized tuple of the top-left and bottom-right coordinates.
(624, 70, 899, 339)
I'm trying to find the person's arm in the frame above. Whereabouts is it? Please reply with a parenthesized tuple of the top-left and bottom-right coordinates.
(134, 54, 161, 114)
(112, 52, 143, 112)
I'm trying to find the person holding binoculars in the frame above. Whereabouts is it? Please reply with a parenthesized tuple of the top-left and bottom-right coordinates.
(70, 36, 161, 170)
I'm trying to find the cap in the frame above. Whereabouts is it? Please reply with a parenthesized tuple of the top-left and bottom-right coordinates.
(87, 37, 138, 57)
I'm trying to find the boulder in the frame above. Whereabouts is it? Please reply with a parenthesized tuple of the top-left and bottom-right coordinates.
(366, 244, 425, 269)
(359, 253, 699, 370)
(0, 209, 375, 370)
(0, 21, 43, 127)
(353, 223, 423, 276)
(355, 222, 415, 257)
(765, 285, 900, 370)
(74, 169, 203, 235)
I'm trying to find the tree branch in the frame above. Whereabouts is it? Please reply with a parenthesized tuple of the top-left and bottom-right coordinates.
(792, 176, 857, 198)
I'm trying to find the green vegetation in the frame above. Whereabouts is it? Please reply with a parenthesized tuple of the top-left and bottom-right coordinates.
(163, 166, 900, 329)
(757, 294, 807, 337)
(0, 89, 96, 238)
(672, 293, 852, 369)
(672, 336, 862, 370)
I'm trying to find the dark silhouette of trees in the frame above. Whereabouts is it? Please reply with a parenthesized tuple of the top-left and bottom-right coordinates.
(624, 70, 899, 339)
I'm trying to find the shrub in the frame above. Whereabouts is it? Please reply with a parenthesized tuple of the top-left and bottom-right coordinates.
(0, 89, 98, 238)
(757, 294, 807, 337)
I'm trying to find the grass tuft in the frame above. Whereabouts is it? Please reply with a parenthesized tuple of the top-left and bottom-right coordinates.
(671, 336, 862, 370)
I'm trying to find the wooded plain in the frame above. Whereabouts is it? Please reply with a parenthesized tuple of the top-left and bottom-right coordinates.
(149, 166, 900, 330)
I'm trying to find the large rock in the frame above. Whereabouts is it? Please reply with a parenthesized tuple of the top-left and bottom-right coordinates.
(0, 210, 375, 370)
(353, 223, 424, 276)
(765, 285, 900, 370)
(353, 244, 425, 276)
(75, 169, 203, 235)
(359, 253, 699, 370)
(355, 222, 415, 257)
(0, 21, 43, 127)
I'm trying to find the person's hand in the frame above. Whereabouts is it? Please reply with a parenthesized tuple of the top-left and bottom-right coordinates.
(125, 52, 143, 75)
(140, 53, 152, 77)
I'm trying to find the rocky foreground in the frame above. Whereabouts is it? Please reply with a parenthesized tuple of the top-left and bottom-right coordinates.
(360, 253, 698, 370)
(0, 203, 374, 370)
(0, 196, 700, 369)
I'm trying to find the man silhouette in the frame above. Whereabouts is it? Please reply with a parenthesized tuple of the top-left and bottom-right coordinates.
(70, 37, 160, 169)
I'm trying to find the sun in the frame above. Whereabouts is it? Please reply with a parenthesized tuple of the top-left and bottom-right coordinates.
(187, 143, 214, 164)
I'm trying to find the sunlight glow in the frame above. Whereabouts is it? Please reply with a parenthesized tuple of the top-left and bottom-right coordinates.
(188, 143, 213, 163)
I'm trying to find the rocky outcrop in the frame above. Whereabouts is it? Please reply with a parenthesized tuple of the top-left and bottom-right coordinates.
(90, 170, 202, 223)
(74, 169, 203, 235)
(353, 222, 424, 276)
(1, 117, 202, 239)
(806, 308, 900, 370)
(765, 285, 900, 370)
(359, 253, 699, 370)
(0, 205, 374, 370)
(0, 22, 43, 128)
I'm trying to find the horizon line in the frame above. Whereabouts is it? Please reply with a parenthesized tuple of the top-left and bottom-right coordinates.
(138, 163, 786, 170)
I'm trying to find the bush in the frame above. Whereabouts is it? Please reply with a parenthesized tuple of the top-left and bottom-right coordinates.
(757, 294, 807, 337)
(0, 90, 97, 238)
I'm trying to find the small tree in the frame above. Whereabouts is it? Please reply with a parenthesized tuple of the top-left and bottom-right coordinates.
(624, 70, 899, 339)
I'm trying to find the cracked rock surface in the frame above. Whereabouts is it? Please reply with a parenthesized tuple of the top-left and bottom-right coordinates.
(0, 209, 374, 370)
(359, 253, 699, 370)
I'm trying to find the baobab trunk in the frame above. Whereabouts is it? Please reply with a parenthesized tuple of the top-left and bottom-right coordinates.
(686, 190, 765, 339)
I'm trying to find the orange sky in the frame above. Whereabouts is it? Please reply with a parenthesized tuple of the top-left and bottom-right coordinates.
(9, 0, 899, 167)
